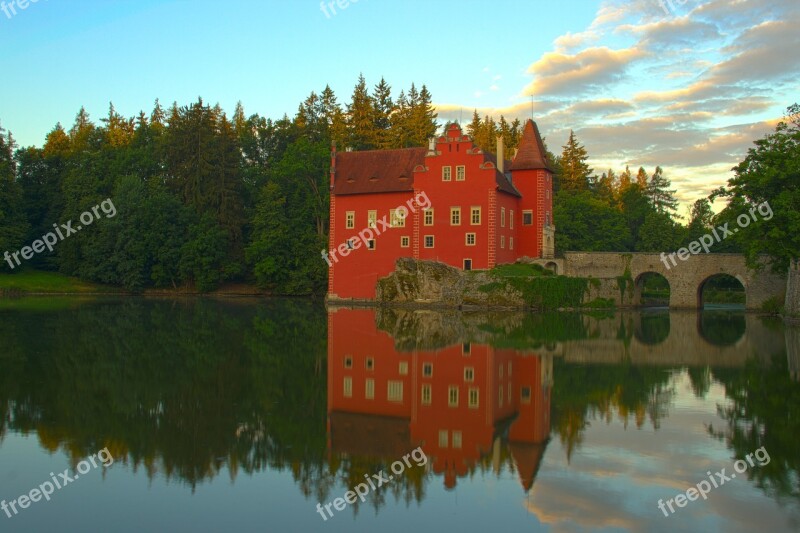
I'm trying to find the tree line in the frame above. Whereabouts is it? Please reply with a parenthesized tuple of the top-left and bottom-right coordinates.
(467, 104, 799, 273)
(0, 77, 795, 293)
(0, 75, 437, 294)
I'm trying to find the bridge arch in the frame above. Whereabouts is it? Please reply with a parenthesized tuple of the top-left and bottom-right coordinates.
(633, 272, 670, 307)
(697, 273, 746, 309)
(544, 261, 559, 275)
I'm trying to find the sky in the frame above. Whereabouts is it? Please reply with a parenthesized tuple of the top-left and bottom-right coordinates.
(1, 0, 798, 213)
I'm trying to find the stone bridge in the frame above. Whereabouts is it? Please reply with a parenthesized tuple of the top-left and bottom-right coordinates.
(533, 252, 786, 310)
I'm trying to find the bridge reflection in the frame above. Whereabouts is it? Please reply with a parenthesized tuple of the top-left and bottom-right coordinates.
(327, 308, 552, 491)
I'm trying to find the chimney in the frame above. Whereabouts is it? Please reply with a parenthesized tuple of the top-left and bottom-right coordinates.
(497, 135, 505, 174)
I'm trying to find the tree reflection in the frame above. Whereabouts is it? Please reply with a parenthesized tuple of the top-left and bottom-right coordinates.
(711, 354, 800, 504)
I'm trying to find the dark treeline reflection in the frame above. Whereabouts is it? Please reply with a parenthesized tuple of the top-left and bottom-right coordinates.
(711, 353, 800, 505)
(0, 300, 797, 513)
(0, 298, 329, 491)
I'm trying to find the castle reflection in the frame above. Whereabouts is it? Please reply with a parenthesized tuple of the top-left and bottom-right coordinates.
(327, 308, 552, 491)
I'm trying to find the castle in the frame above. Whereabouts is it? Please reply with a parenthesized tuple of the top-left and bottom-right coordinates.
(327, 120, 555, 300)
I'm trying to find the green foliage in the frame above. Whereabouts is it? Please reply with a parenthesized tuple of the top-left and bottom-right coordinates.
(554, 190, 631, 253)
(760, 295, 784, 315)
(714, 104, 800, 271)
(490, 262, 553, 277)
(0, 128, 29, 265)
(480, 269, 591, 310)
(560, 130, 592, 192)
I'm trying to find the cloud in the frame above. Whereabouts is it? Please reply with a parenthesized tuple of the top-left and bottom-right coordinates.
(523, 46, 645, 97)
(433, 0, 799, 208)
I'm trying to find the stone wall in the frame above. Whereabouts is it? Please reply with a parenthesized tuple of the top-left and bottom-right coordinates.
(562, 252, 785, 310)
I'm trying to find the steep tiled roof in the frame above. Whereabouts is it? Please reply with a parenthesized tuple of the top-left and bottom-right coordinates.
(484, 152, 522, 197)
(333, 147, 427, 195)
(510, 119, 552, 172)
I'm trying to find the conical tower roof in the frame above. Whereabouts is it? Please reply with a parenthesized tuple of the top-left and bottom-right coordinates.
(510, 119, 552, 172)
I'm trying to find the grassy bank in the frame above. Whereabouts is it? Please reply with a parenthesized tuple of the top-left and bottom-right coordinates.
(0, 270, 119, 294)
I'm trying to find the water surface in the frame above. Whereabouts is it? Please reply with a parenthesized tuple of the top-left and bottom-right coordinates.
(0, 298, 798, 532)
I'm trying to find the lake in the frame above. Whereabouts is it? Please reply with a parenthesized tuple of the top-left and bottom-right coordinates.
(1, 298, 798, 532)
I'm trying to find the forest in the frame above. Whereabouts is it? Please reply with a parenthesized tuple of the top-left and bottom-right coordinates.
(0, 72, 796, 295)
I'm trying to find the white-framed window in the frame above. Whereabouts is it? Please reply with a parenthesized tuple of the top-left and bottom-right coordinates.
(523, 210, 533, 226)
(346, 238, 355, 250)
(501, 207, 506, 228)
(343, 377, 352, 398)
(366, 357, 374, 371)
(422, 384, 432, 405)
(424, 235, 434, 248)
(464, 367, 474, 382)
(456, 166, 465, 181)
(388, 381, 403, 402)
(448, 386, 459, 407)
(499, 385, 504, 407)
(344, 356, 353, 368)
(450, 207, 461, 226)
(346, 211, 355, 229)
(452, 431, 462, 449)
(471, 207, 481, 225)
(399, 361, 408, 375)
(424, 208, 434, 226)
(510, 210, 514, 229)
(442, 166, 452, 181)
(365, 378, 374, 399)
(367, 210, 377, 228)
(401, 236, 410, 248)
(500, 236, 505, 249)
(367, 239, 376, 250)
(462, 342, 471, 355)
(468, 388, 479, 409)
(510, 237, 514, 250)
(466, 233, 476, 246)
(423, 362, 433, 377)
(439, 430, 449, 448)
(391, 208, 406, 228)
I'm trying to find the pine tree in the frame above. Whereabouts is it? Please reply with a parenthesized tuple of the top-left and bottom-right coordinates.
(560, 131, 592, 191)
(408, 84, 438, 146)
(466, 110, 482, 147)
(646, 166, 678, 213)
(346, 74, 377, 150)
(636, 167, 649, 189)
(320, 85, 347, 147)
(372, 78, 393, 148)
(0, 127, 29, 267)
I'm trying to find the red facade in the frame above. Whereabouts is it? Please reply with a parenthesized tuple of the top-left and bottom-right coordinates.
(327, 308, 552, 491)
(327, 120, 555, 300)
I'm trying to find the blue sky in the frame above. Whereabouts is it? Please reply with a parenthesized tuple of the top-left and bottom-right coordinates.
(1, 0, 798, 211)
